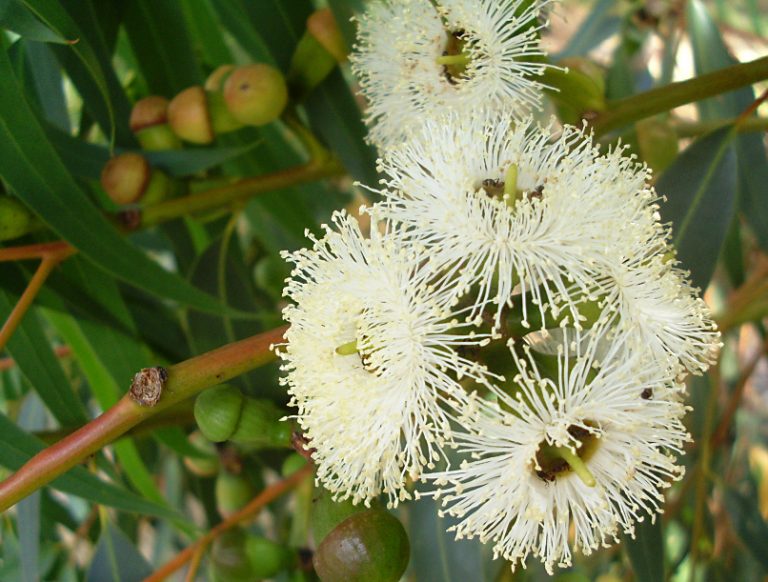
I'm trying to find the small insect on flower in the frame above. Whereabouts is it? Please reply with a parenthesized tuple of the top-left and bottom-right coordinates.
(425, 330, 690, 573)
(350, 0, 554, 147)
(277, 211, 495, 507)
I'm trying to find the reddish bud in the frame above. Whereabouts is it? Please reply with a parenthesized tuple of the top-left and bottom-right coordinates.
(168, 86, 214, 144)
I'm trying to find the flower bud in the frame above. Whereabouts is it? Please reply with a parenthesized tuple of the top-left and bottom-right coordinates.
(182, 431, 220, 477)
(194, 385, 292, 448)
(215, 471, 254, 518)
(205, 64, 235, 92)
(313, 509, 410, 582)
(307, 9, 348, 63)
(0, 196, 37, 242)
(223, 64, 288, 126)
(168, 86, 214, 144)
(245, 536, 294, 579)
(100, 153, 150, 205)
(130, 96, 181, 151)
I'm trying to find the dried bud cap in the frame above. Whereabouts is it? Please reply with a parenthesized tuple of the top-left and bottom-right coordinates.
(307, 8, 348, 63)
(205, 64, 235, 92)
(130, 96, 169, 132)
(100, 153, 150, 205)
(223, 64, 288, 126)
(168, 86, 214, 144)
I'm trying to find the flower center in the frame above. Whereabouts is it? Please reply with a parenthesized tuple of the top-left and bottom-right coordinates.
(437, 29, 470, 84)
(534, 423, 599, 487)
(335, 337, 383, 376)
(480, 165, 544, 208)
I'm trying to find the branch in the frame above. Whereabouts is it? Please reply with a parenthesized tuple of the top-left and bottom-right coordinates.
(0, 325, 287, 511)
(144, 462, 313, 582)
(591, 55, 768, 136)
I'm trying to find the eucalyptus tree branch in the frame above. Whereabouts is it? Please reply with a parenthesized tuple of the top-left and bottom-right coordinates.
(591, 55, 768, 136)
(0, 325, 287, 511)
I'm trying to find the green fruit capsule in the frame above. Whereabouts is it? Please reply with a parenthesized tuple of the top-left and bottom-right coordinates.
(313, 509, 410, 582)
(245, 536, 294, 579)
(223, 64, 288, 126)
(209, 529, 255, 582)
(194, 385, 244, 442)
(215, 471, 254, 518)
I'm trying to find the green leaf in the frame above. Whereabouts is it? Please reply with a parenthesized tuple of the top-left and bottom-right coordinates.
(0, 48, 243, 316)
(555, 0, 621, 59)
(122, 0, 203, 95)
(724, 482, 768, 571)
(178, 0, 232, 68)
(0, 411, 181, 519)
(23, 41, 69, 131)
(305, 69, 379, 185)
(0, 0, 68, 44)
(18, 0, 117, 141)
(623, 517, 665, 582)
(407, 496, 501, 582)
(656, 126, 737, 290)
(687, 0, 768, 254)
(0, 288, 88, 426)
(86, 521, 152, 582)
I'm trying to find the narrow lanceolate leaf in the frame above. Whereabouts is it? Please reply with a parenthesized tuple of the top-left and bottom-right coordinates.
(0, 289, 88, 426)
(86, 521, 152, 582)
(623, 518, 665, 582)
(17, 490, 40, 582)
(687, 0, 768, 254)
(0, 0, 68, 44)
(407, 496, 500, 582)
(17, 0, 116, 139)
(724, 484, 768, 571)
(656, 126, 737, 290)
(0, 411, 182, 519)
(0, 47, 241, 316)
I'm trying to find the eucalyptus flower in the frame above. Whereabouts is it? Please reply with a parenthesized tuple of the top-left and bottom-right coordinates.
(426, 332, 689, 573)
(278, 211, 493, 507)
(351, 0, 552, 147)
(370, 110, 661, 330)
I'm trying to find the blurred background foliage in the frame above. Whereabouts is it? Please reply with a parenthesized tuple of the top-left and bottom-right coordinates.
(0, 0, 767, 580)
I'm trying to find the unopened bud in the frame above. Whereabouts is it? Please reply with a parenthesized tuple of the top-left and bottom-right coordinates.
(168, 86, 214, 144)
(130, 96, 169, 132)
(0, 196, 37, 242)
(307, 8, 348, 63)
(205, 64, 235, 92)
(223, 64, 288, 126)
(101, 153, 150, 205)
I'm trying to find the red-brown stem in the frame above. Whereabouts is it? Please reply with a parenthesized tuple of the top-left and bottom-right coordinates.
(0, 345, 72, 371)
(144, 463, 313, 582)
(0, 241, 73, 262)
(0, 325, 287, 512)
(0, 245, 76, 351)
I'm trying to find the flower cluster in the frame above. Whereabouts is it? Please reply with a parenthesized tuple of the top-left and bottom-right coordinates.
(277, 0, 720, 574)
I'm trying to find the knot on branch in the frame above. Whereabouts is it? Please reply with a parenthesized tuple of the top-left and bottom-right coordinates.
(130, 366, 168, 407)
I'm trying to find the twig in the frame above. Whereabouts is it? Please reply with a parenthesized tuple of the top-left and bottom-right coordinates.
(0, 325, 287, 511)
(144, 463, 313, 582)
(0, 244, 76, 351)
(0, 345, 71, 371)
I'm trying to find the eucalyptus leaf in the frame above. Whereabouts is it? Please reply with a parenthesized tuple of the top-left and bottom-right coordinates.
(656, 126, 737, 290)
(623, 517, 665, 582)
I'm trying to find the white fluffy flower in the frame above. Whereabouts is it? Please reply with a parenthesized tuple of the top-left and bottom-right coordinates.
(351, 0, 552, 147)
(370, 110, 661, 330)
(586, 254, 721, 374)
(426, 332, 689, 573)
(278, 211, 493, 507)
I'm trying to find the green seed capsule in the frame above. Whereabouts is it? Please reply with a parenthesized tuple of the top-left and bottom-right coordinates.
(215, 471, 254, 518)
(194, 385, 244, 442)
(245, 536, 294, 579)
(313, 509, 410, 582)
